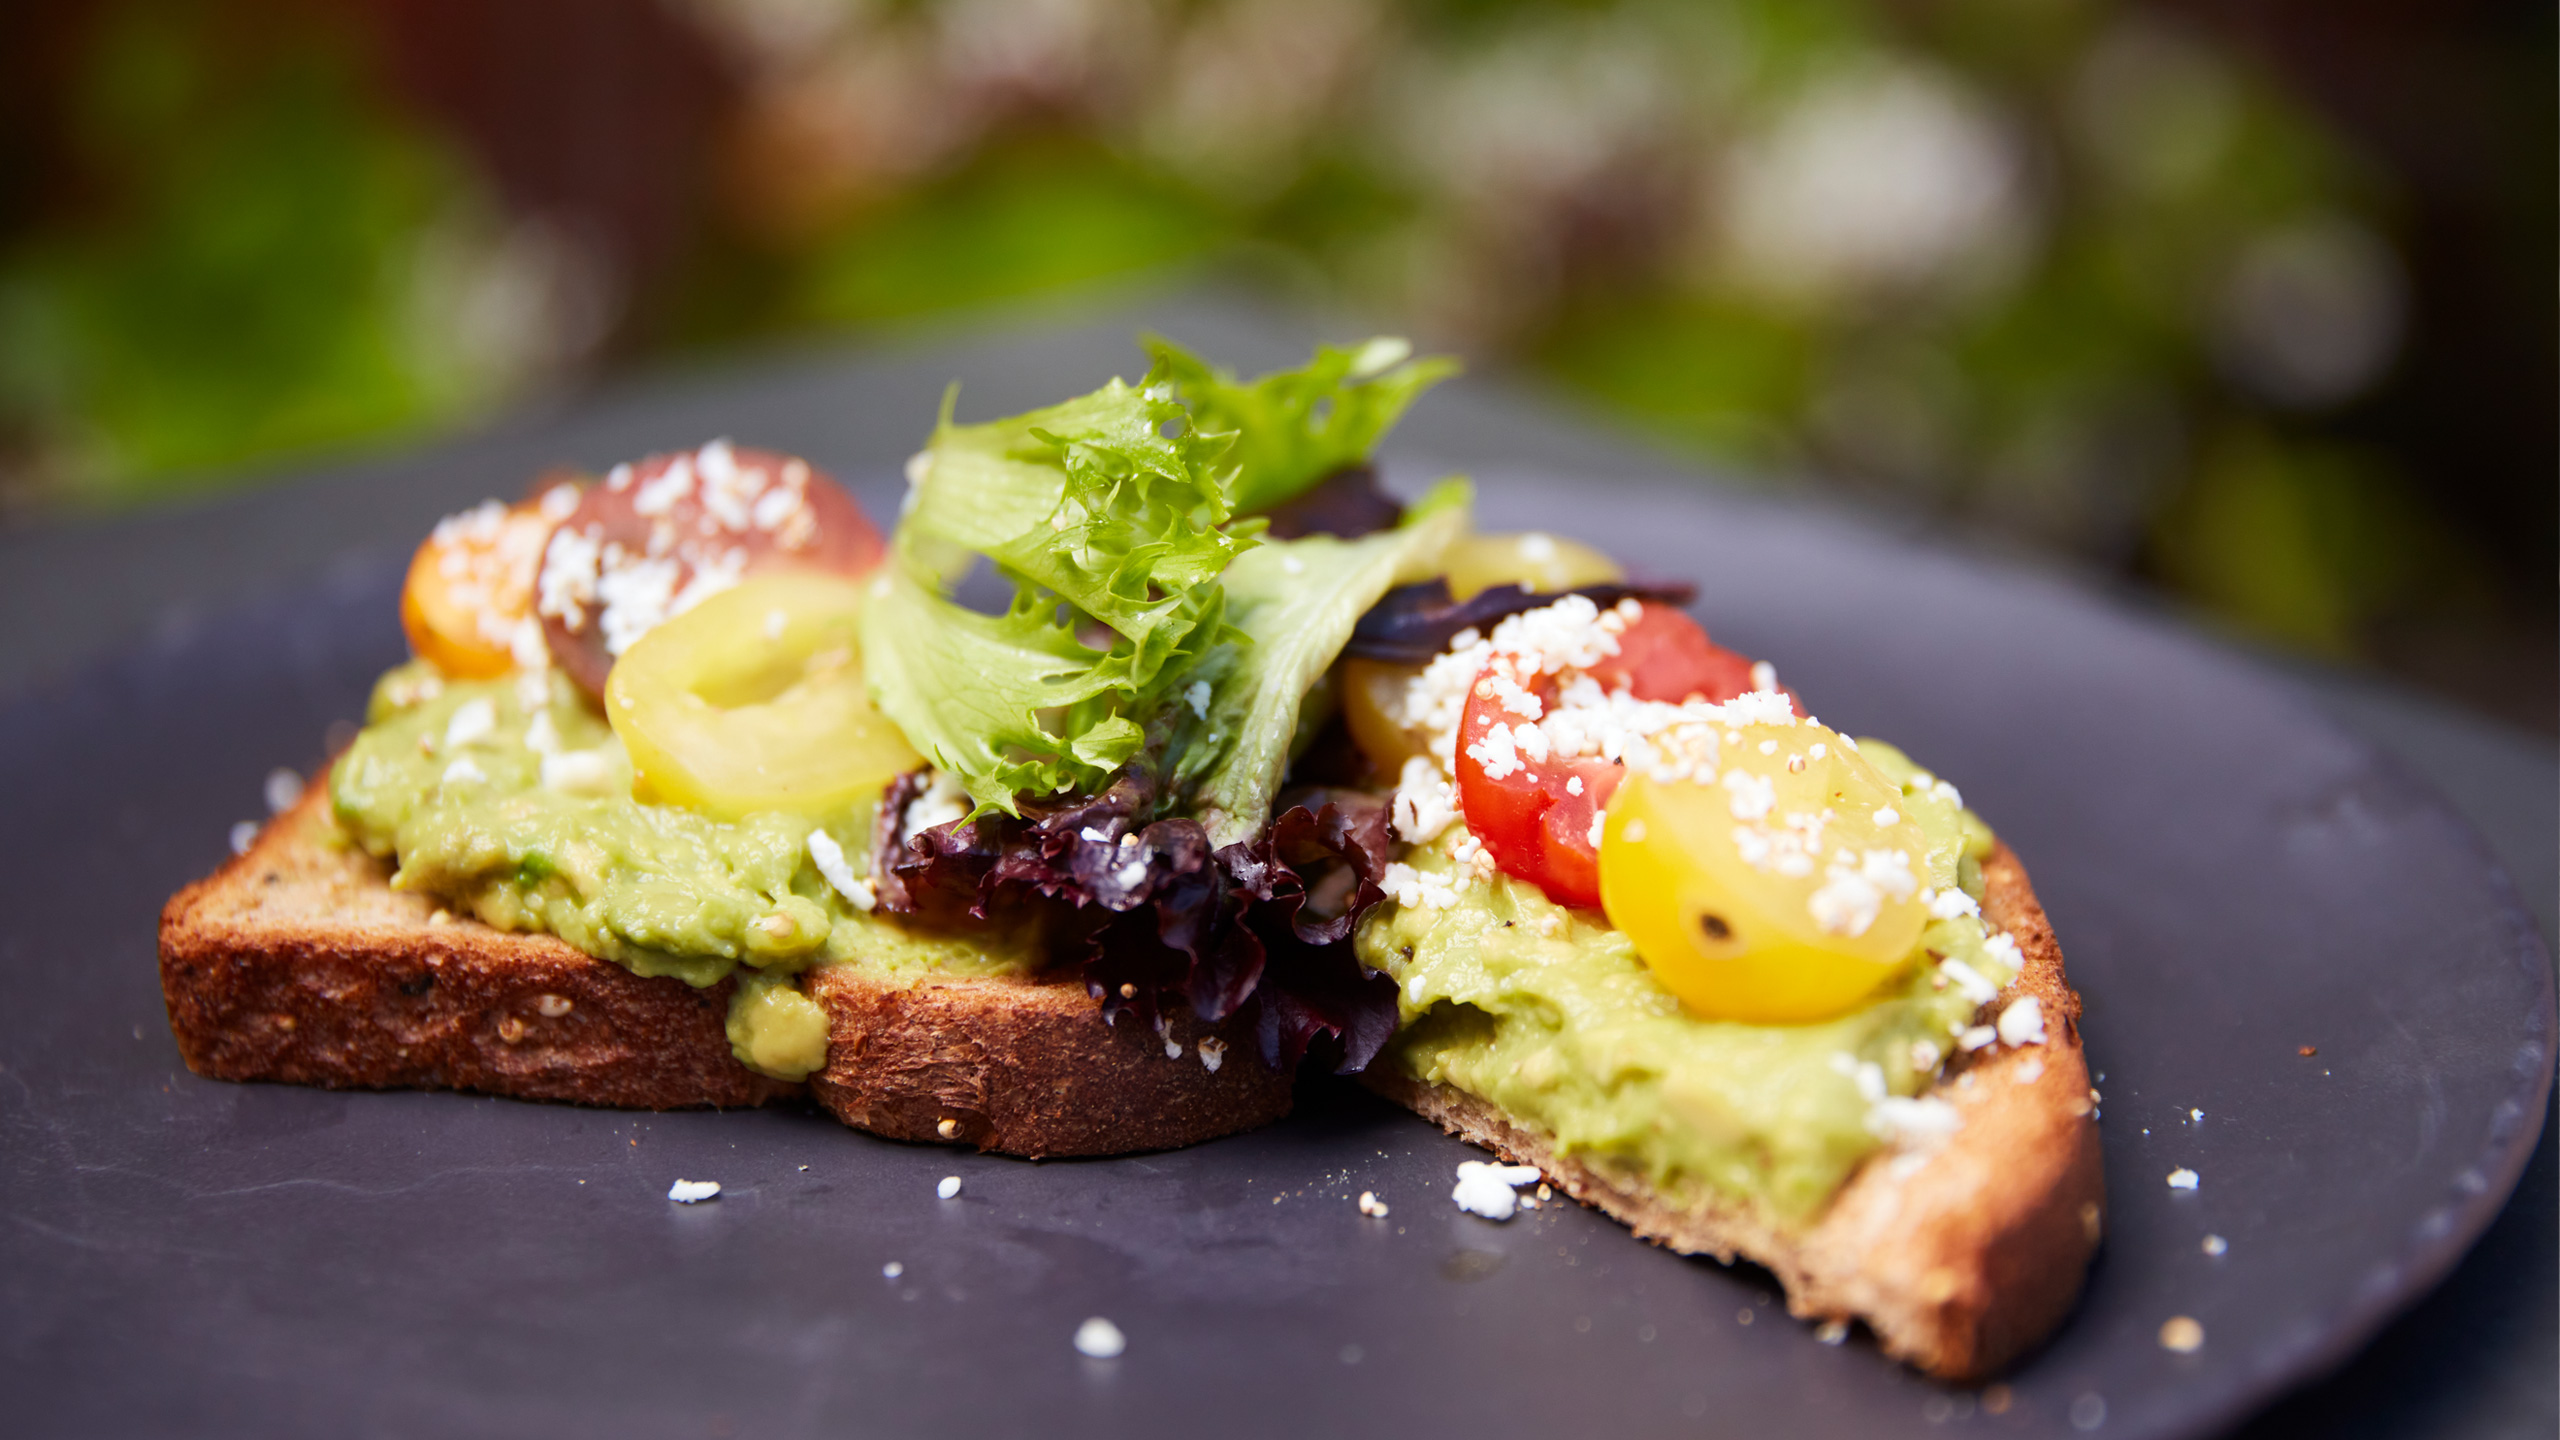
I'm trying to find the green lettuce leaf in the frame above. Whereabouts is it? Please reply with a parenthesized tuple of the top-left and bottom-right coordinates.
(863, 377, 1248, 816)
(1145, 335, 1460, 514)
(1175, 479, 1471, 846)
(863, 339, 1460, 828)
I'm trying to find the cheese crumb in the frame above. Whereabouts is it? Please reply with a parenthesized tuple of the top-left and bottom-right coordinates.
(1997, 996, 2046, 1047)
(541, 749, 617, 795)
(2167, 1167, 2200, 1190)
(667, 1179, 720, 1204)
(444, 699, 497, 750)
(1451, 1160, 1543, 1220)
(1197, 1037, 1226, 1072)
(2201, 1234, 2228, 1256)
(2159, 1316, 2205, 1353)
(262, 768, 304, 814)
(1939, 957, 2000, 1004)
(806, 829, 876, 912)
(1866, 1095, 1963, 1151)
(882, 1261, 904, 1279)
(228, 820, 259, 856)
(936, 1175, 963, 1199)
(1357, 1191, 1391, 1218)
(1073, 1317, 1127, 1359)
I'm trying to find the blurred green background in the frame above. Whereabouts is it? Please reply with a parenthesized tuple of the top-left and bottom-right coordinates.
(2, 0, 2550, 728)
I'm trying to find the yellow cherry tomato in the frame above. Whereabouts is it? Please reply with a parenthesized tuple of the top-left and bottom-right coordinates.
(400, 501, 554, 677)
(1339, 657, 1431, 777)
(1599, 722, 1929, 1022)
(1442, 531, 1624, 600)
(606, 572, 920, 820)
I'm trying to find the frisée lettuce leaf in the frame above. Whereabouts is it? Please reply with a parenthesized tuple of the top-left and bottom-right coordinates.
(1145, 335, 1458, 515)
(862, 376, 1249, 817)
(862, 337, 1460, 826)
(1174, 479, 1470, 846)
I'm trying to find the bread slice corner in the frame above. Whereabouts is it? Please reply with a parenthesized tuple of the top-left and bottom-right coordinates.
(1367, 843, 2104, 1381)
(158, 776, 1293, 1155)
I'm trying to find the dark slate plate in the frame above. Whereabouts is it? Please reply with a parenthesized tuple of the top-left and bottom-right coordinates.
(0, 465, 2547, 1440)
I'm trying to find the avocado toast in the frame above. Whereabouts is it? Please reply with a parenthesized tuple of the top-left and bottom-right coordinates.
(160, 335, 2100, 1377)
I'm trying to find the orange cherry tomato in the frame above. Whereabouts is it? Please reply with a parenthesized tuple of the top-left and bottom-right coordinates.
(400, 498, 562, 677)
(1453, 603, 1779, 909)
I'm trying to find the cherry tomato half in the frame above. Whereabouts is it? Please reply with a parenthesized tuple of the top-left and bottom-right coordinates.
(536, 442, 885, 699)
(1453, 604, 1777, 909)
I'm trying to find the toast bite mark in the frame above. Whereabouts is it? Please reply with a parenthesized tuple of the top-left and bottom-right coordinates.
(160, 771, 1297, 1152)
(1368, 844, 2102, 1381)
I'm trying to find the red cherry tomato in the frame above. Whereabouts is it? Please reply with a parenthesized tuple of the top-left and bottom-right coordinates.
(1453, 604, 1777, 909)
(1587, 603, 1763, 702)
(535, 443, 885, 699)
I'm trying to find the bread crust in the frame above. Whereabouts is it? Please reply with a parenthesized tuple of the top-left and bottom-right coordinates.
(1366, 843, 2103, 1381)
(806, 969, 1291, 1157)
(158, 778, 1292, 1153)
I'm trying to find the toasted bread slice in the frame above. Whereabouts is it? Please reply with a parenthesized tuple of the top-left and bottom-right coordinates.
(1366, 844, 2102, 1381)
(159, 777, 1292, 1155)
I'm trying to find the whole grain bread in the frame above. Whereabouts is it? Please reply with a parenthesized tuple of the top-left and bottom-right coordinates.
(158, 777, 1290, 1155)
(1364, 843, 2103, 1381)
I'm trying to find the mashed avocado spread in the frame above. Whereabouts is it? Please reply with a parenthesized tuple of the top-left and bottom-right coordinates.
(1356, 740, 2008, 1223)
(329, 662, 1041, 1080)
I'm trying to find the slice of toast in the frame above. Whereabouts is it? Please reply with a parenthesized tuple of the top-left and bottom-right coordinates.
(159, 778, 1291, 1155)
(1365, 843, 2102, 1381)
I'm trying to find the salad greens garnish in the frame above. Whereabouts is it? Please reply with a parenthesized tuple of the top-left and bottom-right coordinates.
(1145, 335, 1458, 515)
(860, 336, 1461, 823)
(1175, 480, 1469, 847)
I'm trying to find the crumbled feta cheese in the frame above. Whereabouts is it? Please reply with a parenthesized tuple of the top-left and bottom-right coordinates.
(2201, 1235, 2228, 1256)
(523, 708, 562, 756)
(441, 757, 487, 786)
(1391, 756, 1457, 845)
(1997, 996, 2046, 1047)
(667, 1179, 721, 1204)
(1185, 680, 1212, 718)
(1957, 1025, 1998, 1052)
(1807, 869, 1881, 937)
(1723, 769, 1777, 821)
(1381, 860, 1464, 911)
(807, 829, 875, 912)
(881, 1261, 904, 1279)
(228, 820, 259, 856)
(901, 770, 970, 840)
(1939, 956, 2000, 1004)
(1197, 1037, 1226, 1073)
(1073, 1317, 1126, 1359)
(1927, 887, 1981, 920)
(2167, 1168, 2200, 1190)
(1866, 1095, 1964, 1150)
(541, 749, 617, 796)
(444, 699, 497, 750)
(1981, 931, 2024, 974)
(263, 768, 304, 815)
(1357, 1191, 1391, 1218)
(1451, 1160, 1543, 1220)
(936, 1175, 963, 1200)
